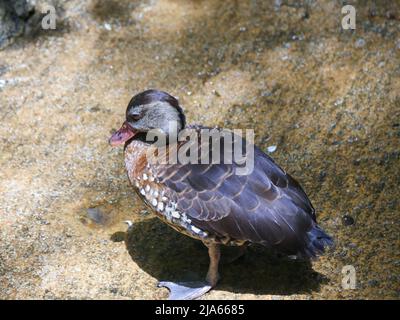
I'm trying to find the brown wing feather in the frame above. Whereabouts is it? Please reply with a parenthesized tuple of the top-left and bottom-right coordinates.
(155, 127, 318, 255)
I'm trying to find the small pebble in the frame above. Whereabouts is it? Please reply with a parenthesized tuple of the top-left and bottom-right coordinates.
(334, 98, 344, 106)
(109, 287, 118, 294)
(355, 38, 366, 48)
(267, 145, 277, 153)
(90, 106, 100, 112)
(368, 279, 379, 287)
(342, 215, 355, 226)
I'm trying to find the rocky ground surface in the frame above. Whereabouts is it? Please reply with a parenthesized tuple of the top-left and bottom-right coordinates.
(0, 0, 399, 299)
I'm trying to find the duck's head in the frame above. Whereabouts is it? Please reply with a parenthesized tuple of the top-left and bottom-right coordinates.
(109, 89, 186, 146)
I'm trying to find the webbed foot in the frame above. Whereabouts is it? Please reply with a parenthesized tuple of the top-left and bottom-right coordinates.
(157, 281, 212, 300)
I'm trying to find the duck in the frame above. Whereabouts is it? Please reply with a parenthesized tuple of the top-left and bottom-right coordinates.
(109, 89, 333, 300)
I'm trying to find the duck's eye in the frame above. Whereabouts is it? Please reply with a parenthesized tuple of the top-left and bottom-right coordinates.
(128, 113, 141, 121)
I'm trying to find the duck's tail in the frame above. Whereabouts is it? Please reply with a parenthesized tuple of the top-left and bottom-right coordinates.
(302, 224, 334, 258)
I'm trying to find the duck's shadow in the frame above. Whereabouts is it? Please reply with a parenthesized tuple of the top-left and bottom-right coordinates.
(122, 218, 328, 296)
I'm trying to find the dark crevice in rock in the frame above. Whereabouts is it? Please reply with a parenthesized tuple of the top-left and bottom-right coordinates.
(0, 0, 68, 49)
(0, 0, 35, 48)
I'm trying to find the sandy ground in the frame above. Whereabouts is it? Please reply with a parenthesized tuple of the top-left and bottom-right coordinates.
(0, 0, 399, 299)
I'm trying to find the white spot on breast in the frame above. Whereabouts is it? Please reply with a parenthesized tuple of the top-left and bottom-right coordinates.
(153, 191, 159, 198)
(145, 185, 150, 192)
(182, 213, 191, 224)
(165, 206, 172, 215)
(191, 226, 202, 234)
(171, 211, 180, 219)
(157, 202, 164, 211)
(151, 199, 158, 207)
(162, 196, 168, 201)
(149, 176, 155, 182)
(143, 173, 148, 181)
(140, 189, 146, 196)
